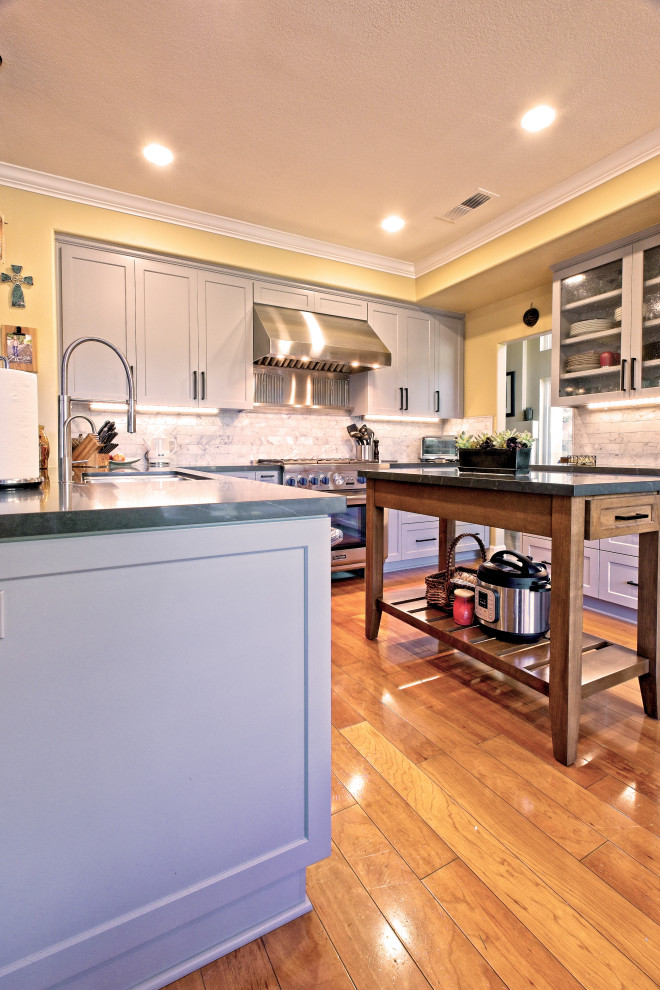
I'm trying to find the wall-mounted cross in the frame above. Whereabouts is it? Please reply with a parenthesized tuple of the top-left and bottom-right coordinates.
(2, 265, 34, 308)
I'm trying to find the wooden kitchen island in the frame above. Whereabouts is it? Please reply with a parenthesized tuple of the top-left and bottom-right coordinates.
(364, 465, 660, 765)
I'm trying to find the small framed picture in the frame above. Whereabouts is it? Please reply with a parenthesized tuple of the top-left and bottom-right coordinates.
(505, 370, 515, 417)
(2, 325, 37, 373)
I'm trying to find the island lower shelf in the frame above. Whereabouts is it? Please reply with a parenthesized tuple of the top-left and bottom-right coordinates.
(381, 586, 649, 698)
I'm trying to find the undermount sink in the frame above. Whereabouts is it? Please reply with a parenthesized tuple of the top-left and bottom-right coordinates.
(82, 470, 198, 484)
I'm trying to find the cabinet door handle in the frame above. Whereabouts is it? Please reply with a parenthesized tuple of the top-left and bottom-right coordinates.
(630, 357, 637, 390)
(626, 580, 639, 587)
(129, 364, 134, 380)
(415, 537, 437, 543)
(192, 370, 197, 400)
(404, 387, 409, 411)
(435, 390, 440, 413)
(614, 512, 649, 520)
(399, 387, 404, 410)
(201, 371, 206, 401)
(620, 358, 627, 391)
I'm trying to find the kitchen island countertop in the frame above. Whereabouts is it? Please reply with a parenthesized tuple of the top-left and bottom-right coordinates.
(361, 464, 660, 496)
(0, 469, 346, 540)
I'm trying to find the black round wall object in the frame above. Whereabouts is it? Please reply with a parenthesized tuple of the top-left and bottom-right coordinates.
(523, 306, 539, 327)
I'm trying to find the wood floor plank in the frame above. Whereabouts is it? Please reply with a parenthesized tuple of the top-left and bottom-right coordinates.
(588, 773, 660, 837)
(425, 734, 605, 859)
(331, 725, 455, 877)
(420, 747, 660, 985)
(583, 841, 660, 925)
(162, 972, 205, 990)
(481, 733, 637, 834)
(262, 909, 354, 990)
(332, 665, 442, 763)
(341, 720, 659, 990)
(201, 937, 280, 989)
(332, 804, 505, 990)
(331, 771, 356, 814)
(425, 859, 584, 990)
(332, 688, 362, 729)
(306, 841, 432, 990)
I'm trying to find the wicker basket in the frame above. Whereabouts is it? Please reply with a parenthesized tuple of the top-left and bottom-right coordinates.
(425, 532, 487, 608)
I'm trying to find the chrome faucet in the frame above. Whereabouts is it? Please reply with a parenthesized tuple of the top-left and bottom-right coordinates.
(59, 336, 136, 483)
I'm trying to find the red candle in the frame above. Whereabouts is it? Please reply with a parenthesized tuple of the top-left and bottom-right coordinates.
(453, 588, 475, 625)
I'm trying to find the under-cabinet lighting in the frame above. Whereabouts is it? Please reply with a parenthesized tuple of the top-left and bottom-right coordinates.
(89, 402, 219, 416)
(586, 397, 660, 410)
(364, 414, 442, 423)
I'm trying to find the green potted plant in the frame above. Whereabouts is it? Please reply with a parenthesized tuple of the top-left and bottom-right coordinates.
(455, 429, 535, 474)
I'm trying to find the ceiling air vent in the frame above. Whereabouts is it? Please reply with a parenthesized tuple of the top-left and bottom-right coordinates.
(437, 188, 499, 223)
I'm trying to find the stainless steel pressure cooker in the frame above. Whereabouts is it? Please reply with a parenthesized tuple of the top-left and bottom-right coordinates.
(474, 550, 550, 643)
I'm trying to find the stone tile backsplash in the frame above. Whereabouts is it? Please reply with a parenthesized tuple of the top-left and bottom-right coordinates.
(74, 403, 492, 467)
(572, 406, 660, 469)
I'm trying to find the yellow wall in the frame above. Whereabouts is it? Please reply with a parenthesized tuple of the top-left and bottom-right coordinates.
(463, 284, 553, 419)
(0, 185, 415, 443)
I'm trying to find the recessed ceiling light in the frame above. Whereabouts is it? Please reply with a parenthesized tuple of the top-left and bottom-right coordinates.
(521, 105, 556, 132)
(381, 215, 405, 233)
(143, 143, 174, 166)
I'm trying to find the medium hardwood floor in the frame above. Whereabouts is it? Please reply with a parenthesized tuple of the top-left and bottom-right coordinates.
(166, 566, 660, 990)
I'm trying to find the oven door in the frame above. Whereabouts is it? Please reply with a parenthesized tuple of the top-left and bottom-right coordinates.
(330, 493, 367, 571)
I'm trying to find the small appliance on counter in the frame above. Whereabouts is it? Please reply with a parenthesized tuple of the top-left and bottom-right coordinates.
(474, 550, 551, 643)
(146, 435, 177, 467)
(420, 435, 457, 463)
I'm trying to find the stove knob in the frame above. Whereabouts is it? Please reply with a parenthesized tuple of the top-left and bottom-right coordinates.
(332, 473, 346, 487)
(308, 474, 319, 486)
(297, 475, 308, 487)
(320, 475, 330, 486)
(357, 475, 366, 484)
(285, 477, 296, 487)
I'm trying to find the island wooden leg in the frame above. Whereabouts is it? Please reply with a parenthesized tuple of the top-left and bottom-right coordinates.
(548, 496, 585, 765)
(637, 528, 660, 718)
(365, 480, 384, 640)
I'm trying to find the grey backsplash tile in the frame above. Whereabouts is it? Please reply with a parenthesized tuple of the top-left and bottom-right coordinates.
(73, 402, 492, 466)
(572, 406, 660, 468)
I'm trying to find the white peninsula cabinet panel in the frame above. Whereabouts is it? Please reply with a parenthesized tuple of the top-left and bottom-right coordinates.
(198, 271, 253, 409)
(60, 243, 137, 401)
(0, 519, 330, 989)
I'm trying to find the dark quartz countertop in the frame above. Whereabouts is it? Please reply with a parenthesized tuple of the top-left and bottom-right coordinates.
(361, 464, 660, 496)
(0, 469, 345, 540)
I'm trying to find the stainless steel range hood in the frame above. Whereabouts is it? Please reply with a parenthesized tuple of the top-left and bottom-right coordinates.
(253, 304, 391, 374)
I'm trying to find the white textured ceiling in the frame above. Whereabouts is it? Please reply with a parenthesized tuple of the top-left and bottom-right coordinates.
(1, 0, 660, 269)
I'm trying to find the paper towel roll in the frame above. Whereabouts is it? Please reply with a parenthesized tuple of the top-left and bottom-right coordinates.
(0, 370, 40, 482)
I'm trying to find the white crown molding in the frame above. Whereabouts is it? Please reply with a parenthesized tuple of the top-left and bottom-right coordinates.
(414, 126, 660, 278)
(0, 161, 416, 279)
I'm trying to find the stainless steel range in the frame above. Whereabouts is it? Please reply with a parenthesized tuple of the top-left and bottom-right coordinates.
(263, 459, 378, 571)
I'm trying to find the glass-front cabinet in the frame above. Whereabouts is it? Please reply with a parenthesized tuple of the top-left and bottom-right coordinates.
(552, 227, 660, 406)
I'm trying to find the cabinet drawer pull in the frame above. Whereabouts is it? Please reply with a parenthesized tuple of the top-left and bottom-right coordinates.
(192, 370, 197, 400)
(626, 580, 639, 587)
(415, 537, 437, 543)
(201, 370, 206, 401)
(614, 513, 648, 521)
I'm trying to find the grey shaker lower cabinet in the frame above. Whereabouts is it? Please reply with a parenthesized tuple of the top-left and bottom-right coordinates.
(386, 512, 488, 569)
(522, 533, 639, 610)
(0, 519, 330, 989)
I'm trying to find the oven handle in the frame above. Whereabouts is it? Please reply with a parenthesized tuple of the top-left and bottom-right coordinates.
(345, 494, 367, 506)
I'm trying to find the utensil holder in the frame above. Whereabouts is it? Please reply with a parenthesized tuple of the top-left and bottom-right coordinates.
(354, 442, 374, 460)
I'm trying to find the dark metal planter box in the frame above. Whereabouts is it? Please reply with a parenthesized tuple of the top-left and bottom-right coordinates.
(458, 446, 532, 474)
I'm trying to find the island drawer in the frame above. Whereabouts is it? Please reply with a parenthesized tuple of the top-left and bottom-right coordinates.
(584, 495, 659, 540)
